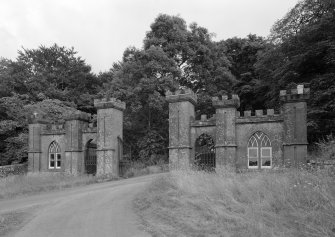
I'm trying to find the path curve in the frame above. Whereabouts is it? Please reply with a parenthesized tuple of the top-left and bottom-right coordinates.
(0, 174, 160, 237)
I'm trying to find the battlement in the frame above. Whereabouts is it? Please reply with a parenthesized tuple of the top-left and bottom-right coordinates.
(65, 111, 91, 122)
(212, 94, 240, 109)
(238, 109, 279, 117)
(82, 123, 97, 133)
(94, 97, 126, 111)
(191, 114, 216, 127)
(280, 84, 310, 102)
(41, 124, 66, 135)
(236, 109, 283, 124)
(166, 88, 197, 105)
(28, 113, 49, 124)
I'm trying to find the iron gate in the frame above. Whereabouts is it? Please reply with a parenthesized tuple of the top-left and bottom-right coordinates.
(117, 136, 123, 161)
(85, 142, 97, 175)
(195, 146, 216, 171)
(195, 134, 216, 171)
(118, 136, 129, 176)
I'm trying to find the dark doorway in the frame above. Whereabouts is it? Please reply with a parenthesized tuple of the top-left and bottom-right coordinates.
(85, 140, 97, 175)
(195, 134, 216, 171)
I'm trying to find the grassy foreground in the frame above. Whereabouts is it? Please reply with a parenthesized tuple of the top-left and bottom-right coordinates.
(134, 168, 335, 237)
(0, 172, 98, 199)
(0, 163, 167, 200)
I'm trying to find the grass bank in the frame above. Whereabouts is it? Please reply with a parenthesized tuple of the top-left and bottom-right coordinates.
(0, 162, 168, 200)
(134, 168, 335, 237)
(0, 172, 98, 199)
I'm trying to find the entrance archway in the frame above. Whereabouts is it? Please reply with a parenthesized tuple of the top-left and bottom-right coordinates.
(85, 140, 97, 175)
(195, 133, 215, 171)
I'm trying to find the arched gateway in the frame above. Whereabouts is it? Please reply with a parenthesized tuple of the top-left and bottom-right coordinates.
(166, 85, 310, 170)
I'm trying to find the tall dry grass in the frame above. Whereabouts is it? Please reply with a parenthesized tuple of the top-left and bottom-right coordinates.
(0, 172, 98, 199)
(135, 167, 335, 237)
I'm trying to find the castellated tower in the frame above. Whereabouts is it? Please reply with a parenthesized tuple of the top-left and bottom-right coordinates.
(64, 111, 90, 175)
(94, 97, 125, 177)
(28, 114, 48, 172)
(212, 94, 240, 167)
(281, 85, 310, 166)
(166, 88, 197, 169)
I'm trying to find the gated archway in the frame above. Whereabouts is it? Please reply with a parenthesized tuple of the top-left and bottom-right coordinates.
(85, 140, 97, 175)
(195, 133, 215, 171)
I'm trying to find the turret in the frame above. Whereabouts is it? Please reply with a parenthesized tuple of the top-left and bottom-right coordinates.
(280, 84, 310, 167)
(28, 113, 48, 172)
(94, 97, 125, 176)
(166, 88, 197, 169)
(212, 94, 240, 167)
(64, 111, 90, 175)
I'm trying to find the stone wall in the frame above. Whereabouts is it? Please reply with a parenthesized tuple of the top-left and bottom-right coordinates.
(166, 84, 310, 170)
(28, 97, 125, 177)
(0, 163, 28, 178)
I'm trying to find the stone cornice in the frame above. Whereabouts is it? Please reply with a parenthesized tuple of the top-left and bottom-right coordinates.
(94, 98, 126, 111)
(166, 88, 197, 105)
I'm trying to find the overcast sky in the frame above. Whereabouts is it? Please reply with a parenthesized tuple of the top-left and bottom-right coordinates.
(0, 0, 299, 73)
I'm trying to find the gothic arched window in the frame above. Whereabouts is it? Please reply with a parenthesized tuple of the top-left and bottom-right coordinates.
(247, 131, 272, 169)
(49, 141, 61, 169)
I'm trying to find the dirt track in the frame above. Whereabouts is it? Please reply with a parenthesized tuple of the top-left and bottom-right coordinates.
(0, 174, 159, 237)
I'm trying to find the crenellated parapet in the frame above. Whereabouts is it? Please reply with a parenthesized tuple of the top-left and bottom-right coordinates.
(236, 109, 283, 124)
(238, 109, 280, 117)
(65, 111, 91, 122)
(191, 114, 216, 127)
(82, 123, 97, 133)
(212, 94, 240, 109)
(41, 124, 66, 135)
(28, 113, 49, 124)
(280, 84, 310, 103)
(166, 88, 197, 105)
(94, 97, 126, 111)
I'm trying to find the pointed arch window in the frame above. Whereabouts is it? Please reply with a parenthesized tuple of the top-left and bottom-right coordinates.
(247, 131, 272, 169)
(49, 141, 61, 169)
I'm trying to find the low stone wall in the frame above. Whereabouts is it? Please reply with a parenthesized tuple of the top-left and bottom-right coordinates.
(0, 163, 28, 178)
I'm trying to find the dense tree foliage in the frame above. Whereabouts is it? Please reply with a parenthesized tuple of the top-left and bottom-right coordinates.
(1, 0, 334, 165)
(0, 45, 99, 164)
(256, 0, 335, 141)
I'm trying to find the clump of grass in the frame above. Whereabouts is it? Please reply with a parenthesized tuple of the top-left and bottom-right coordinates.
(0, 172, 98, 199)
(121, 160, 168, 178)
(316, 134, 335, 161)
(135, 167, 335, 237)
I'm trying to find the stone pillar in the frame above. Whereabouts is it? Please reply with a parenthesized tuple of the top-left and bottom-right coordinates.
(28, 114, 47, 172)
(94, 98, 125, 177)
(280, 84, 310, 167)
(166, 88, 197, 170)
(212, 94, 240, 168)
(65, 111, 90, 175)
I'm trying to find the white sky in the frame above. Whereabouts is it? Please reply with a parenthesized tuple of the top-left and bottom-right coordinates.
(0, 0, 299, 73)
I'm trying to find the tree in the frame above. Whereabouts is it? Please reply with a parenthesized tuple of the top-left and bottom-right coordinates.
(144, 14, 234, 117)
(11, 44, 100, 111)
(100, 45, 179, 162)
(223, 34, 270, 111)
(0, 94, 78, 165)
(256, 0, 335, 142)
(270, 0, 335, 43)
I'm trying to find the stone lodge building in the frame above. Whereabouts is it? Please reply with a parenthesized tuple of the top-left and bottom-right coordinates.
(28, 98, 125, 176)
(28, 84, 310, 176)
(166, 84, 310, 170)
